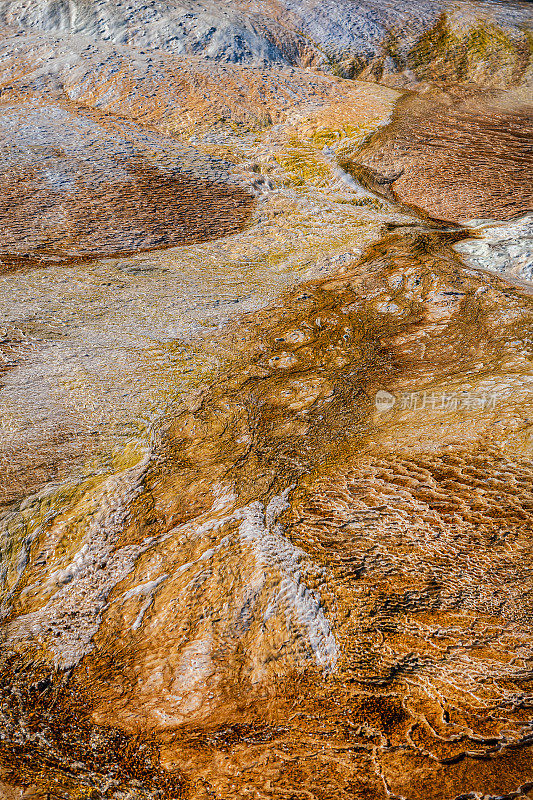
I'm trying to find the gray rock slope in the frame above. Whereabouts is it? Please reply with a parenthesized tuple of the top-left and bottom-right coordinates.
(0, 0, 530, 71)
(0, 0, 312, 65)
(280, 0, 532, 60)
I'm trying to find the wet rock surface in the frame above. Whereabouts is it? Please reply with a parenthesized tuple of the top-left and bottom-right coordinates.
(0, 100, 254, 265)
(3, 226, 533, 798)
(350, 93, 533, 223)
(0, 59, 401, 505)
(1, 1, 533, 799)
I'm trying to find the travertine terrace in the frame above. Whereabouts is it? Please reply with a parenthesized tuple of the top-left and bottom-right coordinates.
(0, 1, 532, 798)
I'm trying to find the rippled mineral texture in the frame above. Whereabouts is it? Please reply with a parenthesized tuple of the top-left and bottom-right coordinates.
(1, 1, 533, 799)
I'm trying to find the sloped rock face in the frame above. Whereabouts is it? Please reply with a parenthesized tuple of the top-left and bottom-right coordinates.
(277, 0, 533, 85)
(0, 0, 313, 65)
(1, 0, 531, 85)
(346, 93, 533, 223)
(0, 100, 254, 264)
(337, 90, 533, 318)
(0, 30, 387, 134)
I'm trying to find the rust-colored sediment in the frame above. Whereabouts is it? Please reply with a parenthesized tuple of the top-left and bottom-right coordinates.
(3, 224, 533, 798)
(2, 22, 533, 797)
(351, 96, 533, 222)
(0, 162, 254, 269)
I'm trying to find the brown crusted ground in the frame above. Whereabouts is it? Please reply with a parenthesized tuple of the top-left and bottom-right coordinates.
(0, 43, 398, 273)
(2, 24, 533, 800)
(3, 224, 533, 799)
(0, 33, 392, 137)
(350, 93, 533, 222)
(0, 161, 254, 267)
(0, 653, 189, 800)
(0, 71, 400, 513)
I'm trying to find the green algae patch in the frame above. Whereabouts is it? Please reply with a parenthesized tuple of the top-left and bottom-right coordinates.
(1, 474, 108, 602)
(273, 115, 392, 193)
(460, 23, 532, 84)
(465, 24, 517, 61)
(0, 439, 150, 613)
(308, 120, 385, 150)
(408, 13, 460, 72)
(407, 12, 532, 85)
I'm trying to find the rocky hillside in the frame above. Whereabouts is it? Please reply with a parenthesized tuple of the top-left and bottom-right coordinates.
(0, 0, 531, 86)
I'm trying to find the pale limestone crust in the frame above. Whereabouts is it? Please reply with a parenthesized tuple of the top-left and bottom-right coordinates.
(4, 452, 152, 667)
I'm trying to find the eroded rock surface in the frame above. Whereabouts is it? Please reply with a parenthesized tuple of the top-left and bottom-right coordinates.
(2, 0, 532, 85)
(350, 92, 533, 223)
(455, 213, 533, 283)
(3, 225, 533, 798)
(0, 33, 402, 505)
(0, 0, 312, 66)
(0, 100, 254, 265)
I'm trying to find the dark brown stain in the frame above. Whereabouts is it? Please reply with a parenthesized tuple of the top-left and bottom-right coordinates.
(0, 162, 255, 271)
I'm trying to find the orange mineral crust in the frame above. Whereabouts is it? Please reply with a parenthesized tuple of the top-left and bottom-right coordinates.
(3, 224, 533, 798)
(1, 1, 533, 799)
(351, 94, 533, 223)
